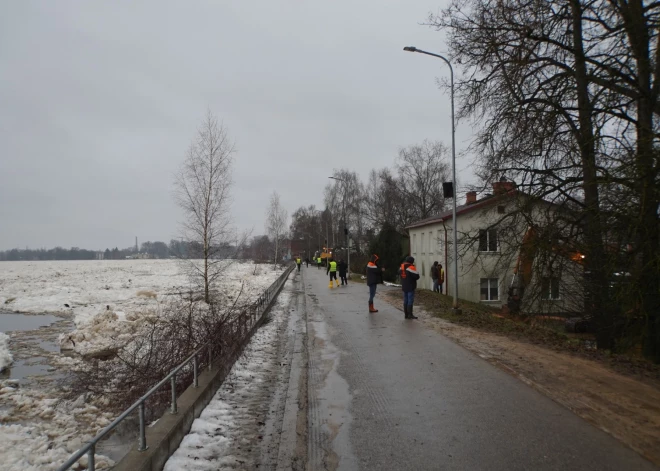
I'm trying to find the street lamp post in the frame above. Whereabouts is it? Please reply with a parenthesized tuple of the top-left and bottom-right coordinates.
(329, 176, 350, 278)
(403, 46, 460, 313)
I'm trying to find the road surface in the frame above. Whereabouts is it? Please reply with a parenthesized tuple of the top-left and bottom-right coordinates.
(292, 265, 656, 471)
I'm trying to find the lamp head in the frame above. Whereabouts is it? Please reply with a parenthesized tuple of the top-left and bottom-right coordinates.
(403, 46, 417, 52)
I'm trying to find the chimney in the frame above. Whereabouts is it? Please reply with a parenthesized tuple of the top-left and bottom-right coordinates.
(492, 177, 516, 195)
(466, 191, 477, 205)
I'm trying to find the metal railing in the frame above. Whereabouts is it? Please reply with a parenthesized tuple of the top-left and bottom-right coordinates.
(57, 264, 294, 471)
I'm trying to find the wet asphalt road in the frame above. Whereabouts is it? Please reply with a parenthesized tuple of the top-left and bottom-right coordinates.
(300, 266, 657, 471)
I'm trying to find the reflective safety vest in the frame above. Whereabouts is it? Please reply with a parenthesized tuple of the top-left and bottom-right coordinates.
(317, 258, 322, 263)
(329, 261, 337, 272)
(296, 258, 301, 264)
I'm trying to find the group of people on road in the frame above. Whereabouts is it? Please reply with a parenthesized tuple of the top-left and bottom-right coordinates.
(366, 255, 444, 320)
(366, 254, 420, 319)
(326, 258, 348, 288)
(296, 251, 444, 321)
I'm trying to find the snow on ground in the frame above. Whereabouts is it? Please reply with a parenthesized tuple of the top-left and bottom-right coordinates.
(0, 332, 11, 371)
(0, 259, 275, 325)
(0, 260, 283, 356)
(0, 369, 116, 471)
(0, 259, 286, 471)
(163, 289, 292, 470)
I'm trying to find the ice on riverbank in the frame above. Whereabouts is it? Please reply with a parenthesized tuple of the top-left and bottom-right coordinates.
(0, 332, 12, 372)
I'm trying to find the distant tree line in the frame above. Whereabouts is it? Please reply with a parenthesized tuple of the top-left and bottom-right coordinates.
(0, 239, 240, 261)
(0, 247, 99, 261)
(284, 140, 451, 273)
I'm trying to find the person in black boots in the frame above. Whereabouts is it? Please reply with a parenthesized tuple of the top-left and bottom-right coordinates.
(338, 259, 348, 285)
(366, 254, 384, 312)
(399, 256, 420, 319)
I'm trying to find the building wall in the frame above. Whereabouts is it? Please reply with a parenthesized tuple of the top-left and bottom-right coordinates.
(409, 197, 582, 312)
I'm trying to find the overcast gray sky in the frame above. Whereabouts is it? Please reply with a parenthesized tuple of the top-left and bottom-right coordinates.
(0, 0, 477, 251)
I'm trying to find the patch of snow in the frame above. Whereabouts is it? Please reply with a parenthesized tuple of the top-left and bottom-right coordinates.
(0, 332, 12, 372)
(0, 260, 283, 357)
(384, 281, 401, 287)
(0, 382, 115, 471)
(0, 260, 287, 471)
(163, 290, 292, 470)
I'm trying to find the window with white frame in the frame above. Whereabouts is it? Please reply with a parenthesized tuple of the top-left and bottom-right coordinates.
(438, 233, 443, 254)
(541, 277, 560, 300)
(429, 231, 433, 254)
(480, 278, 499, 301)
(413, 234, 417, 254)
(479, 229, 499, 252)
(421, 233, 425, 254)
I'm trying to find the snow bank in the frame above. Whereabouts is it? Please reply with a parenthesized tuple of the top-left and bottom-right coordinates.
(0, 332, 12, 372)
(0, 260, 284, 356)
(0, 259, 189, 325)
(52, 261, 284, 357)
(0, 373, 116, 471)
(0, 260, 287, 470)
(163, 290, 292, 470)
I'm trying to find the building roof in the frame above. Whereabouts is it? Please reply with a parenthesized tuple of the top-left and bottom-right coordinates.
(405, 190, 519, 230)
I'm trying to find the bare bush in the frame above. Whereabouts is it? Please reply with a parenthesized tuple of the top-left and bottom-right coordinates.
(67, 285, 259, 417)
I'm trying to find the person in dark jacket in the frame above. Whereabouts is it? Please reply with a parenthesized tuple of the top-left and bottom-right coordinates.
(337, 259, 348, 285)
(365, 254, 384, 312)
(399, 256, 420, 319)
(431, 261, 440, 293)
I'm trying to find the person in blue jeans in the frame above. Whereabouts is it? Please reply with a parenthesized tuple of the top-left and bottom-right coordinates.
(365, 254, 384, 313)
(399, 256, 420, 319)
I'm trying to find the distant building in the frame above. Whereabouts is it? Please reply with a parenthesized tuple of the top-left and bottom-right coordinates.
(126, 253, 155, 260)
(95, 252, 104, 260)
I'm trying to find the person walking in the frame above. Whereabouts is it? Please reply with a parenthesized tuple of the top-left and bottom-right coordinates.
(338, 259, 348, 285)
(431, 261, 440, 293)
(317, 256, 322, 269)
(366, 254, 384, 313)
(305, 257, 309, 268)
(327, 258, 339, 288)
(438, 263, 445, 294)
(400, 256, 420, 319)
(296, 256, 302, 272)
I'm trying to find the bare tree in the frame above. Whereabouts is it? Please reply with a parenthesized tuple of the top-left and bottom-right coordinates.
(175, 111, 235, 304)
(428, 0, 660, 355)
(363, 141, 450, 235)
(397, 140, 451, 221)
(266, 191, 288, 264)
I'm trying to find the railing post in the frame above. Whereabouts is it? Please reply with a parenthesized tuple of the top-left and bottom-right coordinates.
(138, 402, 148, 451)
(208, 344, 213, 371)
(87, 443, 95, 471)
(193, 355, 199, 388)
(170, 375, 178, 414)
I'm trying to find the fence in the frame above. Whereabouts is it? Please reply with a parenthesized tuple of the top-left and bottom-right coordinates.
(57, 263, 294, 471)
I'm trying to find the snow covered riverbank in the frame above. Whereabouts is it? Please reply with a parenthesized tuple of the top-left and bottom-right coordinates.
(0, 259, 287, 471)
(164, 288, 293, 470)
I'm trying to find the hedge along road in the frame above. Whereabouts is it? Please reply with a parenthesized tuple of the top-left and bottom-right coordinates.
(301, 265, 657, 471)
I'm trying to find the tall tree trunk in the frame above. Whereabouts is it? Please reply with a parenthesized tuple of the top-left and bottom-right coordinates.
(619, 0, 660, 360)
(570, 0, 612, 349)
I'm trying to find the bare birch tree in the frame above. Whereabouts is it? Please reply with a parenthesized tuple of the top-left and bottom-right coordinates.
(266, 191, 288, 264)
(175, 111, 235, 304)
